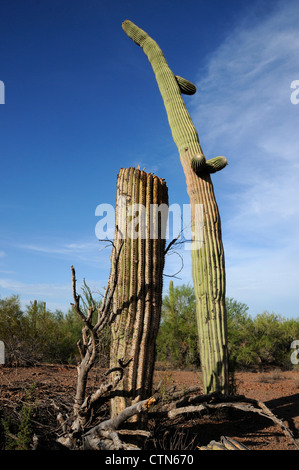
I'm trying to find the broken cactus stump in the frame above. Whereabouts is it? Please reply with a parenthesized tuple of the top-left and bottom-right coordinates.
(109, 167, 168, 417)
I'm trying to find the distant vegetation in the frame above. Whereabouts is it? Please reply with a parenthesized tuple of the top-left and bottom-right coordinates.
(0, 283, 298, 369)
(0, 281, 110, 367)
(157, 284, 299, 370)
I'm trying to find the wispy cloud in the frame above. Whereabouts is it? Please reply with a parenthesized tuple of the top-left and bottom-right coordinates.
(0, 237, 112, 311)
(21, 241, 99, 256)
(0, 278, 70, 297)
(0, 276, 108, 313)
(0, 276, 71, 313)
(190, 1, 299, 316)
(18, 238, 112, 267)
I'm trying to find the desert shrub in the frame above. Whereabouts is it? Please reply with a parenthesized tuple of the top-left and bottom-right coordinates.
(226, 298, 259, 367)
(156, 283, 199, 368)
(0, 295, 30, 365)
(251, 312, 299, 367)
(1, 383, 36, 450)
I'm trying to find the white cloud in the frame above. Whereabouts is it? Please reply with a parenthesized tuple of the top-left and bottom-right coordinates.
(190, 1, 299, 317)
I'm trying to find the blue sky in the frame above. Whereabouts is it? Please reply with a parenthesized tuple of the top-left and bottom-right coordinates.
(1, 0, 299, 318)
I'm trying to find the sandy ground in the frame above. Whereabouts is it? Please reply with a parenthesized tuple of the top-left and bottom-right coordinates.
(0, 364, 298, 450)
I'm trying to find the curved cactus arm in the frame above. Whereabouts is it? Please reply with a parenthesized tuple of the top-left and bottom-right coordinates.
(122, 20, 227, 176)
(200, 156, 228, 174)
(175, 75, 197, 95)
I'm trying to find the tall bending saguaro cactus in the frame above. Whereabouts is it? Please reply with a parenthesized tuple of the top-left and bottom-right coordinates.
(122, 20, 229, 394)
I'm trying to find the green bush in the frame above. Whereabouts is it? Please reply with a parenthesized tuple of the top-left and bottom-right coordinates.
(0, 295, 30, 365)
(226, 298, 258, 367)
(251, 312, 299, 367)
(156, 282, 200, 368)
(1, 383, 36, 450)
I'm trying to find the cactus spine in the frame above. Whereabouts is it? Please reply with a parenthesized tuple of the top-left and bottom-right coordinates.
(109, 167, 168, 417)
(122, 20, 229, 394)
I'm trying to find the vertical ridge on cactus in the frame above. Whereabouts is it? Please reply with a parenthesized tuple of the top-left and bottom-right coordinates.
(122, 20, 229, 394)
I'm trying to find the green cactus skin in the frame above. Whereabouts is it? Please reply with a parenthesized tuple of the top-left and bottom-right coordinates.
(122, 20, 229, 394)
(109, 167, 168, 417)
(175, 75, 197, 95)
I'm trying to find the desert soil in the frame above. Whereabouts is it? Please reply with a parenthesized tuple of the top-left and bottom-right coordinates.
(0, 364, 298, 451)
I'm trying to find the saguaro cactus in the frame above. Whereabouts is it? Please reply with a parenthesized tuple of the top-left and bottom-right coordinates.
(109, 167, 168, 417)
(122, 20, 229, 394)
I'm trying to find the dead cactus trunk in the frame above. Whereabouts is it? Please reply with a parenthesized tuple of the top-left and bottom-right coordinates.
(109, 167, 168, 417)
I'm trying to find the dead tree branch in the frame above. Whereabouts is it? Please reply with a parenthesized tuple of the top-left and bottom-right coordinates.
(82, 397, 156, 450)
(147, 391, 299, 450)
(57, 237, 125, 446)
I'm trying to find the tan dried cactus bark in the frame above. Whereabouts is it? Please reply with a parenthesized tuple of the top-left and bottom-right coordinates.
(122, 20, 229, 394)
(109, 167, 168, 417)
